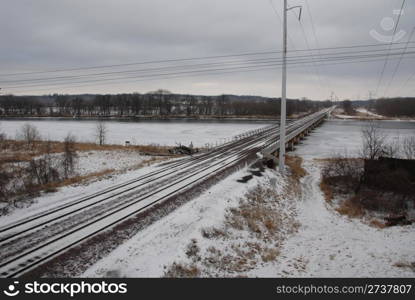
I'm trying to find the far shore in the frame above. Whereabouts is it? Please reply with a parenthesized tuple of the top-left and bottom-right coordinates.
(0, 114, 304, 122)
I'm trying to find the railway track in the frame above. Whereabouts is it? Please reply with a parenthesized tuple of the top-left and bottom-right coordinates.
(0, 109, 329, 277)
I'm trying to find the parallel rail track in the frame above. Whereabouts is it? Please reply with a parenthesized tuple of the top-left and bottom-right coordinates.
(0, 109, 330, 277)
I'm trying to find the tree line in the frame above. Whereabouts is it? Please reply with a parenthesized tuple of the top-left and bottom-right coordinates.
(0, 90, 332, 118)
(372, 98, 415, 117)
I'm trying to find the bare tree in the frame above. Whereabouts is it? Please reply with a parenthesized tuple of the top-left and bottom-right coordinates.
(383, 136, 401, 158)
(26, 140, 59, 187)
(61, 133, 78, 178)
(0, 164, 11, 202)
(95, 121, 107, 146)
(361, 121, 386, 160)
(0, 123, 5, 147)
(342, 100, 355, 115)
(403, 136, 415, 159)
(19, 123, 40, 149)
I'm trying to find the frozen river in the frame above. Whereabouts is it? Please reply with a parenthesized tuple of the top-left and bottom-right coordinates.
(1, 118, 413, 150)
(0, 119, 272, 147)
(294, 119, 415, 159)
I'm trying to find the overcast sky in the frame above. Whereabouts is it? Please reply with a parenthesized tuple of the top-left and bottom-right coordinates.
(0, 0, 414, 100)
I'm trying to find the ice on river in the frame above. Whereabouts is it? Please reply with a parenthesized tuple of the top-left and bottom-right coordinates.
(0, 119, 271, 147)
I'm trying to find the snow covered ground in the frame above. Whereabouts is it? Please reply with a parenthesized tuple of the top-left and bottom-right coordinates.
(0, 119, 270, 147)
(0, 151, 160, 224)
(3, 119, 412, 277)
(82, 119, 415, 277)
(255, 120, 415, 277)
(356, 108, 383, 118)
(252, 160, 415, 277)
(76, 150, 154, 175)
(83, 166, 273, 277)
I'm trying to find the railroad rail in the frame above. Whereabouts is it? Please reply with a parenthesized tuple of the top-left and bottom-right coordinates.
(0, 108, 331, 277)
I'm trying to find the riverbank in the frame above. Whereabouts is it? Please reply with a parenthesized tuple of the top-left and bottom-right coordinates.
(0, 115, 278, 122)
(331, 107, 415, 121)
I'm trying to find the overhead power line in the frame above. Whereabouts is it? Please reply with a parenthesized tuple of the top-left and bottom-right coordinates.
(384, 26, 415, 97)
(303, 0, 334, 97)
(4, 50, 415, 90)
(374, 0, 407, 97)
(1, 41, 415, 78)
(3, 45, 415, 86)
(5, 50, 415, 94)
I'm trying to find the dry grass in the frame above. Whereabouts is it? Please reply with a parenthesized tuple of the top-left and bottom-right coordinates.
(286, 155, 307, 179)
(335, 197, 365, 218)
(201, 227, 228, 239)
(0, 138, 172, 201)
(393, 261, 415, 272)
(0, 140, 170, 165)
(319, 181, 334, 203)
(224, 186, 286, 241)
(261, 247, 280, 262)
(162, 152, 307, 277)
(164, 262, 201, 278)
(163, 159, 304, 277)
(22, 169, 114, 196)
(369, 219, 386, 229)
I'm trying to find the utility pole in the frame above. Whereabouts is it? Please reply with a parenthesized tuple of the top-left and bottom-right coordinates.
(278, 0, 288, 173)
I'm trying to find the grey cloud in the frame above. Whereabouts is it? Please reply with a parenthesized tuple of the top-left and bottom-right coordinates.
(0, 0, 414, 99)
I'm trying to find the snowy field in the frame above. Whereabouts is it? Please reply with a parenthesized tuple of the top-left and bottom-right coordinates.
(266, 120, 415, 277)
(252, 160, 415, 277)
(83, 166, 282, 277)
(2, 119, 413, 277)
(84, 119, 415, 277)
(0, 157, 164, 226)
(0, 119, 270, 147)
(76, 150, 154, 175)
(0, 150, 158, 216)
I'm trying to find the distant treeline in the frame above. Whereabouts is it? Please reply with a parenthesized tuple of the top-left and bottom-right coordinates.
(0, 90, 332, 118)
(371, 98, 415, 117)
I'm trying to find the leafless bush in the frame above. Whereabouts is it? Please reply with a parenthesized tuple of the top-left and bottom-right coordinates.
(0, 166, 12, 202)
(403, 136, 415, 159)
(0, 123, 5, 144)
(26, 158, 60, 189)
(25, 140, 60, 189)
(18, 123, 41, 149)
(361, 121, 386, 160)
(383, 137, 401, 158)
(95, 121, 107, 146)
(185, 239, 201, 262)
(321, 156, 363, 193)
(201, 226, 227, 239)
(61, 133, 78, 178)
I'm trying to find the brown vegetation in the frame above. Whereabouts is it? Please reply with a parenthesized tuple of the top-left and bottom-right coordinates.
(393, 261, 415, 272)
(25, 169, 114, 196)
(0, 140, 169, 164)
(286, 155, 307, 179)
(0, 132, 170, 210)
(164, 262, 201, 278)
(164, 158, 304, 277)
(319, 124, 415, 225)
(319, 181, 334, 203)
(335, 196, 364, 218)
